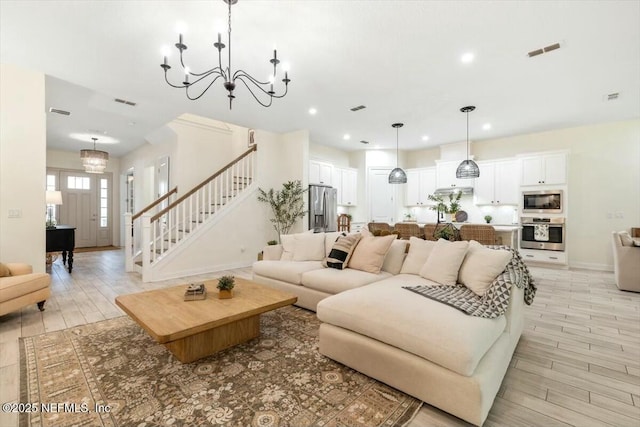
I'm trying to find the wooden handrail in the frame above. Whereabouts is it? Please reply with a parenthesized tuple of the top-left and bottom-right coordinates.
(151, 145, 257, 222)
(132, 186, 178, 220)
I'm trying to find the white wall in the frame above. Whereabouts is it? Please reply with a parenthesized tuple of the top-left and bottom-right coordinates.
(309, 142, 350, 167)
(46, 149, 122, 246)
(0, 64, 47, 271)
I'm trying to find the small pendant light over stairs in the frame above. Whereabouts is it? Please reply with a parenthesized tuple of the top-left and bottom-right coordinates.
(388, 123, 407, 184)
(456, 106, 480, 179)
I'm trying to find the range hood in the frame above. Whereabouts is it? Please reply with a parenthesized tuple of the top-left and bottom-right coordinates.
(434, 187, 474, 196)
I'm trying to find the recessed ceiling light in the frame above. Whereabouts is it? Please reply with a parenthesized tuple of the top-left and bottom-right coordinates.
(343, 134, 351, 140)
(308, 107, 317, 115)
(482, 123, 492, 130)
(421, 135, 429, 141)
(461, 52, 475, 64)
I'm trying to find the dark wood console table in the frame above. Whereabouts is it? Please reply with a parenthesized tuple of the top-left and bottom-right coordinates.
(46, 225, 75, 273)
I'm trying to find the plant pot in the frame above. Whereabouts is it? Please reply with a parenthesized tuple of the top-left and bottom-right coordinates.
(218, 289, 233, 299)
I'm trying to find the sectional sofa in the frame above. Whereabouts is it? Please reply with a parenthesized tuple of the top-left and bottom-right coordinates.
(252, 231, 532, 426)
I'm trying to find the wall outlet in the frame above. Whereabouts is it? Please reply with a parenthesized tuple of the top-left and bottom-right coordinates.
(615, 212, 624, 219)
(8, 209, 22, 218)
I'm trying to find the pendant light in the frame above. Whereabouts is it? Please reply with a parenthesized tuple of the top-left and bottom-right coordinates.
(80, 137, 109, 174)
(388, 123, 407, 184)
(456, 106, 480, 179)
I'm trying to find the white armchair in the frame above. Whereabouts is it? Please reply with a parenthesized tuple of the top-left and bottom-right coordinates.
(611, 232, 640, 292)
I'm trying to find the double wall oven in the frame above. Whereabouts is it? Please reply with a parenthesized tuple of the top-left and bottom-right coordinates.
(520, 217, 566, 251)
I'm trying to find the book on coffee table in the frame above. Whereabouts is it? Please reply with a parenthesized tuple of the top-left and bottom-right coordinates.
(184, 283, 206, 301)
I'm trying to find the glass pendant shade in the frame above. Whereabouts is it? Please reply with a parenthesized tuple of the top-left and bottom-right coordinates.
(456, 159, 480, 179)
(388, 122, 407, 184)
(80, 137, 109, 174)
(456, 105, 480, 179)
(389, 167, 407, 184)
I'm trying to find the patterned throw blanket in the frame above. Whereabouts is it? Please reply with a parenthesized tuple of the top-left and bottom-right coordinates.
(403, 246, 536, 319)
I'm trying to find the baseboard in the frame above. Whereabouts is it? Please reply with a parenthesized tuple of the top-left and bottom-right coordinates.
(148, 260, 253, 283)
(569, 262, 614, 272)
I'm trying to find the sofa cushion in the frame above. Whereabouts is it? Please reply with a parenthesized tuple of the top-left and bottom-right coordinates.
(458, 241, 512, 296)
(317, 274, 507, 376)
(0, 263, 10, 278)
(619, 231, 634, 247)
(252, 260, 323, 285)
(323, 233, 362, 270)
(381, 239, 409, 275)
(302, 268, 392, 294)
(400, 237, 437, 275)
(0, 273, 50, 302)
(293, 232, 326, 261)
(280, 234, 297, 261)
(348, 234, 396, 274)
(420, 239, 469, 286)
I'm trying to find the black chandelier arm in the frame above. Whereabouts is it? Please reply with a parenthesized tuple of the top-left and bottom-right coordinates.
(269, 83, 289, 99)
(165, 68, 224, 89)
(185, 74, 225, 101)
(233, 69, 271, 86)
(177, 49, 227, 78)
(235, 76, 274, 108)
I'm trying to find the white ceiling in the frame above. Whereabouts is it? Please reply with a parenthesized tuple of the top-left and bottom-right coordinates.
(1, 1, 639, 158)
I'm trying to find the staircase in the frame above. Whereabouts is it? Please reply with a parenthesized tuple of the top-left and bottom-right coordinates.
(125, 145, 257, 282)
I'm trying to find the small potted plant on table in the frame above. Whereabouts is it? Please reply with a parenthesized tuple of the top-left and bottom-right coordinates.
(217, 275, 235, 299)
(484, 215, 492, 224)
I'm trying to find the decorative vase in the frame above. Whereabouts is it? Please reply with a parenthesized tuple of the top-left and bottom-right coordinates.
(445, 214, 453, 223)
(218, 289, 233, 299)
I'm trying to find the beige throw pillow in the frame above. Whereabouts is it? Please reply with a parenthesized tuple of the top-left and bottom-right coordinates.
(458, 240, 512, 296)
(619, 231, 634, 247)
(400, 237, 437, 275)
(419, 239, 469, 286)
(0, 263, 11, 277)
(323, 233, 362, 270)
(293, 232, 326, 261)
(381, 239, 409, 275)
(348, 234, 396, 274)
(280, 234, 297, 261)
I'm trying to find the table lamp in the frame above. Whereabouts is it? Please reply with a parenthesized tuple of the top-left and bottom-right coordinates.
(45, 190, 63, 229)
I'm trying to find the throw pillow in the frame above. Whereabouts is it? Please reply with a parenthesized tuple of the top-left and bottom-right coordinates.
(619, 231, 634, 247)
(381, 239, 409, 275)
(324, 232, 343, 257)
(280, 234, 297, 261)
(458, 240, 512, 296)
(293, 232, 326, 261)
(0, 263, 11, 277)
(419, 239, 469, 286)
(400, 237, 437, 275)
(323, 234, 362, 270)
(348, 234, 396, 274)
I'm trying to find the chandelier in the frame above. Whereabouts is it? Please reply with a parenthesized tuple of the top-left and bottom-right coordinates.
(456, 106, 480, 179)
(80, 137, 109, 174)
(160, 0, 291, 109)
(388, 123, 407, 184)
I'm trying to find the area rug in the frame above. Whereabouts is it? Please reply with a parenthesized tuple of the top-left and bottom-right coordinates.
(20, 306, 421, 427)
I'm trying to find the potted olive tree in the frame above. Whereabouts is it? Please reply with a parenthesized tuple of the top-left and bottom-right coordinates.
(427, 192, 462, 222)
(257, 180, 308, 243)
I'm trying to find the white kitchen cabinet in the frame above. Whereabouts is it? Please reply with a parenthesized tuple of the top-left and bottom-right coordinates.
(436, 160, 475, 189)
(335, 167, 358, 206)
(405, 168, 436, 206)
(474, 160, 519, 205)
(519, 248, 567, 265)
(521, 153, 566, 186)
(309, 160, 333, 185)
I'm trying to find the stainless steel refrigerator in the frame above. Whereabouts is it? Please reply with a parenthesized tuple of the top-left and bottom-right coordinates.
(309, 184, 338, 232)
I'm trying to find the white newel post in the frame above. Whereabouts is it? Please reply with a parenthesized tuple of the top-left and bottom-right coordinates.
(124, 212, 133, 272)
(142, 214, 151, 282)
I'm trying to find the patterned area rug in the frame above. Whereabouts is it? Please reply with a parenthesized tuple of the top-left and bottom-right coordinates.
(20, 306, 421, 427)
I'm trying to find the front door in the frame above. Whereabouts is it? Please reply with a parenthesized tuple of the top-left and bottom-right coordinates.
(60, 171, 112, 248)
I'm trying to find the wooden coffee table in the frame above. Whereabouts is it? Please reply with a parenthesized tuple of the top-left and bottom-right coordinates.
(115, 278, 297, 363)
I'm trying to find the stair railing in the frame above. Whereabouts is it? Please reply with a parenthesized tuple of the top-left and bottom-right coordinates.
(139, 145, 257, 279)
(125, 186, 178, 271)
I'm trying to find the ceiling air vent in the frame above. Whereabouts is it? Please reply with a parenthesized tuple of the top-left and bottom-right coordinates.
(606, 92, 620, 101)
(350, 105, 366, 112)
(114, 98, 137, 106)
(528, 42, 561, 58)
(360, 140, 370, 145)
(48, 108, 70, 116)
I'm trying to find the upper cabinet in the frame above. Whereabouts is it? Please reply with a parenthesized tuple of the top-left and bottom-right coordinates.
(405, 168, 436, 206)
(334, 167, 358, 206)
(521, 153, 567, 186)
(474, 160, 519, 205)
(436, 160, 475, 189)
(309, 160, 333, 186)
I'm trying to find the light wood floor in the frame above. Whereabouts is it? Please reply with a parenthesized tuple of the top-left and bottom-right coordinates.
(1, 249, 639, 426)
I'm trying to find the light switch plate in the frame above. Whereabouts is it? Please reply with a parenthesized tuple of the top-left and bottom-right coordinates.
(8, 209, 22, 218)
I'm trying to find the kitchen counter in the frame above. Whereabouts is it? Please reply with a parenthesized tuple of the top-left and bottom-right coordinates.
(399, 222, 520, 248)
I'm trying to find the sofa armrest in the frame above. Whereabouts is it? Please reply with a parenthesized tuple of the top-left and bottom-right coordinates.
(6, 263, 33, 276)
(263, 245, 283, 260)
